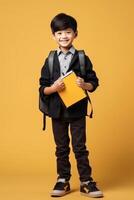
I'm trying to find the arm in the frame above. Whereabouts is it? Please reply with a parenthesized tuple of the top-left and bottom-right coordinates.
(44, 78, 65, 95)
(39, 58, 65, 96)
(76, 55, 99, 92)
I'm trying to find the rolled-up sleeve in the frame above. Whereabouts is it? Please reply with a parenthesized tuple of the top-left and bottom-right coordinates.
(39, 58, 51, 99)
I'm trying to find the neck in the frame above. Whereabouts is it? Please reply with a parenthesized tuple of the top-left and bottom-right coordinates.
(59, 45, 72, 54)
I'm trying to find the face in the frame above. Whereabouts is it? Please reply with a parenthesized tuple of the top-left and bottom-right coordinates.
(53, 28, 77, 50)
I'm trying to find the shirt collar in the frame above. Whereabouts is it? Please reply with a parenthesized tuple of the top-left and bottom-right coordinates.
(57, 46, 76, 56)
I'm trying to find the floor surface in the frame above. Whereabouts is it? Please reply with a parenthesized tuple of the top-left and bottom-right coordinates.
(0, 175, 134, 200)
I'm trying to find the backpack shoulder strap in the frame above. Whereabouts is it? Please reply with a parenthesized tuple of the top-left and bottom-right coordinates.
(78, 50, 86, 77)
(48, 50, 56, 79)
(78, 50, 93, 118)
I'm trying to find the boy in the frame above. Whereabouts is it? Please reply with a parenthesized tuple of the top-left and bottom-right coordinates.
(39, 13, 103, 198)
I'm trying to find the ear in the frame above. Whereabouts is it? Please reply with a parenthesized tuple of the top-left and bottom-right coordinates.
(75, 31, 78, 38)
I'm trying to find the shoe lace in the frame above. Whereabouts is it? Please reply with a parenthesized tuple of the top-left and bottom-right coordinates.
(87, 181, 98, 191)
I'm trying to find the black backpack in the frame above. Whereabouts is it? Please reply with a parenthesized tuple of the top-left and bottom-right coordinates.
(39, 50, 93, 130)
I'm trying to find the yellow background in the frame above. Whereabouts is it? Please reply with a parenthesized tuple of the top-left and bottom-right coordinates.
(0, 0, 134, 199)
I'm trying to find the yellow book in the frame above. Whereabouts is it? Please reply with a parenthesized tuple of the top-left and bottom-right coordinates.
(58, 71, 87, 107)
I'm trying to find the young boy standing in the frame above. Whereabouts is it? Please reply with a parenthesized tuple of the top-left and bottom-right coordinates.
(39, 13, 103, 198)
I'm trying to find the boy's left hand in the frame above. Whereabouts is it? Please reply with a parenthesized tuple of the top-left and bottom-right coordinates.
(76, 77, 85, 89)
(76, 76, 94, 91)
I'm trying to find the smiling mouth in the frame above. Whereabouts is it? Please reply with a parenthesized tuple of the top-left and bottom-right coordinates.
(60, 40, 69, 42)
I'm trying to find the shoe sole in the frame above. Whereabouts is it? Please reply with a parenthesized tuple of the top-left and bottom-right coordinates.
(81, 192, 104, 198)
(51, 190, 71, 197)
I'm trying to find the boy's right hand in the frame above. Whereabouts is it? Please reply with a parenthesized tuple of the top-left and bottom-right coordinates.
(52, 78, 65, 92)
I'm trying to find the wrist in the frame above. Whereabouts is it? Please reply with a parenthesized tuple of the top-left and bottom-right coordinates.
(51, 84, 57, 93)
(84, 82, 94, 91)
(43, 84, 57, 95)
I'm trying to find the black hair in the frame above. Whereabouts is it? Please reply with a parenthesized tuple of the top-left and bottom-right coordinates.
(50, 13, 77, 34)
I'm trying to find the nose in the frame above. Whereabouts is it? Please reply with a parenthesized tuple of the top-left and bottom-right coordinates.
(61, 32, 67, 38)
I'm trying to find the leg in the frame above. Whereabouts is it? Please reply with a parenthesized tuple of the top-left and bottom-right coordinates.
(52, 118, 71, 181)
(70, 117, 93, 182)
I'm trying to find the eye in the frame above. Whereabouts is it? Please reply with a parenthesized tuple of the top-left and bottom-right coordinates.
(67, 32, 71, 34)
